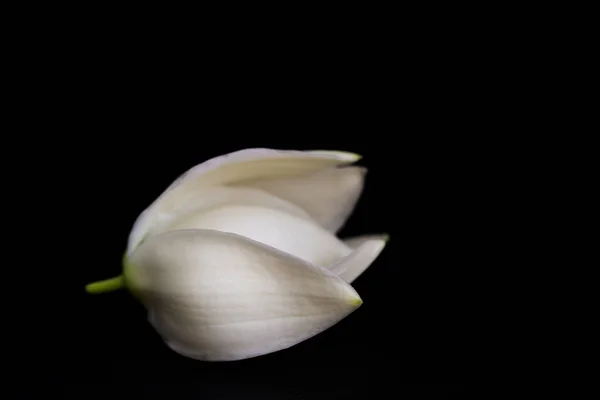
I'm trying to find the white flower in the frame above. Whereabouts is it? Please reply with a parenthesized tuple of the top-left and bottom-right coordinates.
(86, 148, 388, 361)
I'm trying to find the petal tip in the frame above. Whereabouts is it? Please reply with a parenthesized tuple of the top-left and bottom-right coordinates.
(345, 152, 363, 162)
(382, 233, 390, 242)
(350, 297, 363, 307)
(309, 150, 362, 162)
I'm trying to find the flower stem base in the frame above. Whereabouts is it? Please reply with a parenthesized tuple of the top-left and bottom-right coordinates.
(85, 275, 124, 294)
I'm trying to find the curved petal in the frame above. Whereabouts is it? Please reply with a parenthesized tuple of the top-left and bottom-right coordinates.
(244, 166, 366, 233)
(330, 235, 389, 283)
(156, 204, 352, 268)
(127, 187, 313, 253)
(127, 148, 360, 254)
(126, 229, 362, 361)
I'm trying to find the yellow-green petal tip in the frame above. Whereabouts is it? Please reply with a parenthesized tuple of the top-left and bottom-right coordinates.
(351, 297, 363, 306)
(309, 150, 362, 162)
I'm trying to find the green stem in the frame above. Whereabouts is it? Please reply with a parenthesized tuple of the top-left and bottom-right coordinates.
(85, 275, 124, 294)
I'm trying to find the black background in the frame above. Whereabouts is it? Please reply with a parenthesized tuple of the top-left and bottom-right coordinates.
(19, 53, 474, 398)
(40, 137, 468, 397)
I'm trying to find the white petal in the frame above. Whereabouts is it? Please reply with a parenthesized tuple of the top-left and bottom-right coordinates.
(329, 235, 389, 283)
(129, 186, 313, 251)
(157, 204, 352, 268)
(125, 229, 362, 361)
(244, 166, 366, 233)
(127, 148, 359, 254)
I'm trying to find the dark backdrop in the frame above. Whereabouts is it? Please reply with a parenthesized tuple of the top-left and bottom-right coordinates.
(22, 75, 472, 398)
